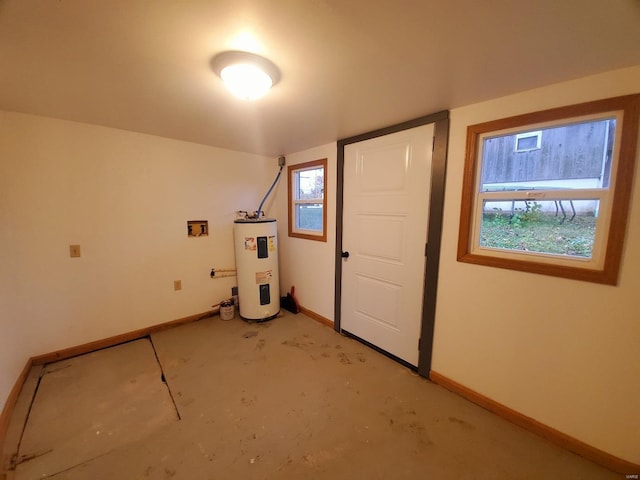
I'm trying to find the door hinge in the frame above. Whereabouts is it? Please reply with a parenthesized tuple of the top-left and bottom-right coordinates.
(432, 136, 435, 152)
(425, 242, 428, 256)
(418, 337, 422, 350)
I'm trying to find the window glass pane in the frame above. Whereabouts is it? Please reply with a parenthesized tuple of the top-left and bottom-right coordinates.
(479, 199, 599, 258)
(515, 132, 540, 151)
(481, 119, 616, 192)
(295, 167, 324, 200)
(295, 204, 323, 231)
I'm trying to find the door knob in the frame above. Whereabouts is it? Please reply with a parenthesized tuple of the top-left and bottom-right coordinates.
(341, 251, 350, 258)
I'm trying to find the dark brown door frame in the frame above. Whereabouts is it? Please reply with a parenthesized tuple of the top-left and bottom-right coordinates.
(334, 111, 450, 377)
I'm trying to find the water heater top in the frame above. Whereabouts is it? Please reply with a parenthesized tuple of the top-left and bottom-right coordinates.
(234, 217, 277, 223)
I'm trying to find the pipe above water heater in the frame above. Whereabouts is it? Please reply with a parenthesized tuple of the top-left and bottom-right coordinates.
(256, 156, 285, 218)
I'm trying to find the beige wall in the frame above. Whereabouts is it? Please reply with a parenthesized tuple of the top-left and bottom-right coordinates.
(273, 143, 337, 322)
(0, 111, 274, 411)
(432, 66, 640, 463)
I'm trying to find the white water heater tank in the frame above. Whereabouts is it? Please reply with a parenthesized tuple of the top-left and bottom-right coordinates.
(233, 218, 280, 321)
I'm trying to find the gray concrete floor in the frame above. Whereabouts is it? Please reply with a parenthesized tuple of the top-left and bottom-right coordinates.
(2, 312, 618, 479)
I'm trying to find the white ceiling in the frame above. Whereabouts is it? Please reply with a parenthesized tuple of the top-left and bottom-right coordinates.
(1, 0, 640, 157)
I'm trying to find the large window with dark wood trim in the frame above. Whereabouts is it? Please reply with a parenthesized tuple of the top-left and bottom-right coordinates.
(457, 94, 639, 285)
(288, 158, 327, 242)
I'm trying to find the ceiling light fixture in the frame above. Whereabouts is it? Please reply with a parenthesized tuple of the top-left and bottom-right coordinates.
(211, 51, 281, 101)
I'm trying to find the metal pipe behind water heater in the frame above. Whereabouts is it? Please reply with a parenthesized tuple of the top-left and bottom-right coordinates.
(233, 218, 280, 321)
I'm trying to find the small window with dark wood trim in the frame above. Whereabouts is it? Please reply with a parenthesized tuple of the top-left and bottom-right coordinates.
(288, 158, 327, 242)
(457, 94, 639, 285)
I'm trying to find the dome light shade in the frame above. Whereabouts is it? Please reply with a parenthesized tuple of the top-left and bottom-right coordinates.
(211, 51, 280, 100)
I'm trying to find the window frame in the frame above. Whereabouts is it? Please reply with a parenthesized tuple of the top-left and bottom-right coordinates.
(287, 158, 327, 242)
(514, 130, 542, 152)
(457, 94, 639, 285)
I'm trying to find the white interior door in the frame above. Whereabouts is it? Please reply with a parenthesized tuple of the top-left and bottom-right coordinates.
(341, 123, 433, 366)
